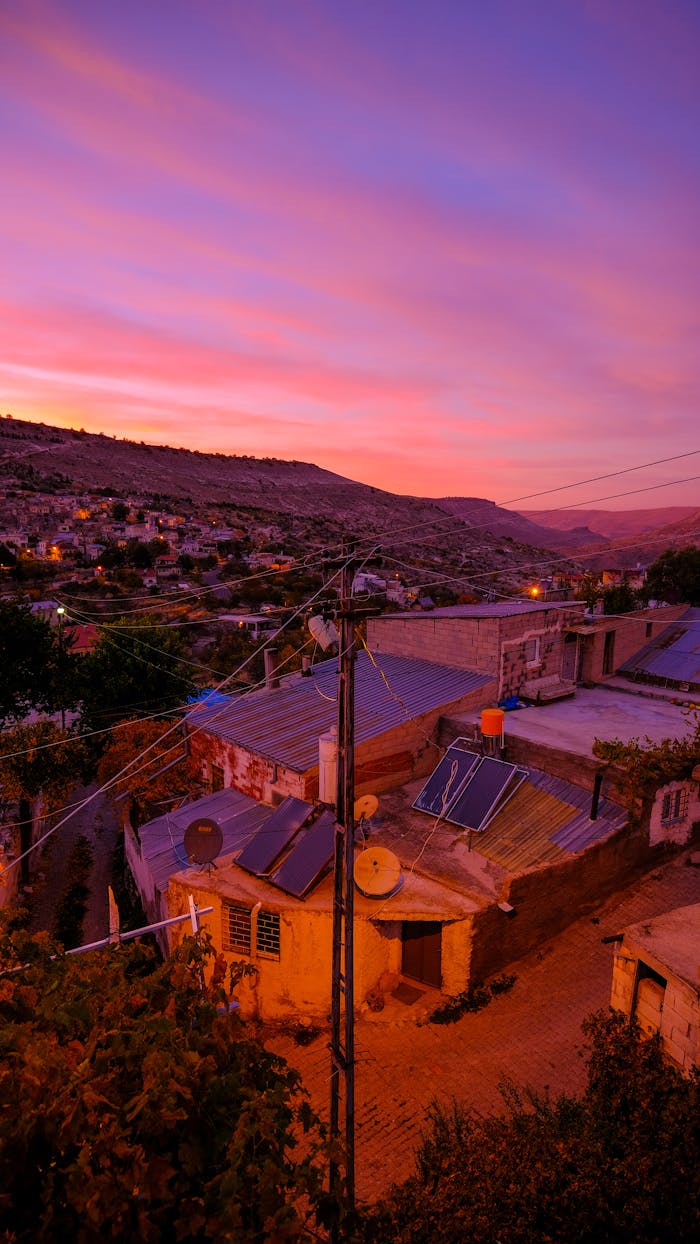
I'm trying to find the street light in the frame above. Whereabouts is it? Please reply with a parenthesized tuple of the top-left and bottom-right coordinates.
(56, 606, 66, 730)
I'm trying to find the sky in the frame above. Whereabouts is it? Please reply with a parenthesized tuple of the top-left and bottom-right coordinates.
(1, 0, 698, 508)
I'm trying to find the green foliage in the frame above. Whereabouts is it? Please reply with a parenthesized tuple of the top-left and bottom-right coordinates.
(601, 582, 638, 615)
(79, 618, 195, 732)
(643, 545, 700, 605)
(0, 721, 88, 881)
(53, 834, 93, 949)
(0, 600, 59, 725)
(369, 1011, 700, 1243)
(593, 714, 700, 817)
(110, 500, 129, 521)
(430, 974, 516, 1025)
(0, 926, 329, 1242)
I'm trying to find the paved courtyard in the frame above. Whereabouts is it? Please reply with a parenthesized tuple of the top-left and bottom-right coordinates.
(267, 849, 700, 1204)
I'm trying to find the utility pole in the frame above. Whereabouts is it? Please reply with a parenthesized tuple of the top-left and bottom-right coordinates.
(329, 553, 357, 1233)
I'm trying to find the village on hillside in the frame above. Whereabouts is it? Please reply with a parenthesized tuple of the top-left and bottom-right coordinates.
(1, 430, 699, 1221)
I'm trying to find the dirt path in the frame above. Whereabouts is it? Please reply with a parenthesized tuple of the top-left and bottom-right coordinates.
(28, 783, 120, 945)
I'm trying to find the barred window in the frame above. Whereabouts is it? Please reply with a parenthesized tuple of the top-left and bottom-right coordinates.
(661, 788, 688, 825)
(256, 910, 280, 960)
(223, 903, 251, 954)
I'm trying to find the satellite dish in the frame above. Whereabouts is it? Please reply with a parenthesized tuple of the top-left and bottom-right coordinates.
(354, 793, 379, 821)
(183, 816, 223, 866)
(354, 847, 402, 898)
(308, 614, 340, 652)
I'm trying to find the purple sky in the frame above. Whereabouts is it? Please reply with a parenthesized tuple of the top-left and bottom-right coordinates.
(1, 1, 698, 507)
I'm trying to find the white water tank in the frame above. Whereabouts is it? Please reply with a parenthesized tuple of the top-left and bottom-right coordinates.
(318, 726, 338, 804)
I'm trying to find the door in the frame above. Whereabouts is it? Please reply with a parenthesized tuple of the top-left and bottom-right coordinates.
(561, 632, 578, 681)
(401, 921, 442, 988)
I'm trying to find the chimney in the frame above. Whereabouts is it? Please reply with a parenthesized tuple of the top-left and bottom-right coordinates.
(263, 647, 279, 690)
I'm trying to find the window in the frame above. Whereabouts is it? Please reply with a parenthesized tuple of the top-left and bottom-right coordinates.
(211, 763, 224, 792)
(223, 903, 251, 954)
(256, 910, 281, 960)
(661, 788, 688, 825)
(222, 903, 280, 960)
(524, 638, 540, 665)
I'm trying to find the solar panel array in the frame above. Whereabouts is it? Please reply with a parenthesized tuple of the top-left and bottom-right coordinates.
(414, 743, 526, 832)
(271, 810, 337, 898)
(413, 746, 480, 815)
(236, 796, 314, 876)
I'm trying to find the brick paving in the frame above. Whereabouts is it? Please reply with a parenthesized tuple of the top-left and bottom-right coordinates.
(267, 850, 700, 1205)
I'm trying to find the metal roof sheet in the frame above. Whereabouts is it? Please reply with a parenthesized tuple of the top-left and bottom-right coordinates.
(378, 601, 582, 620)
(620, 608, 700, 684)
(468, 766, 626, 872)
(138, 787, 273, 893)
(188, 651, 492, 772)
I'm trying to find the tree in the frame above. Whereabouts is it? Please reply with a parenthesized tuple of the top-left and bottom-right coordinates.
(601, 582, 637, 615)
(593, 714, 700, 823)
(0, 722, 87, 883)
(0, 600, 59, 726)
(97, 719, 201, 827)
(369, 1011, 700, 1243)
(0, 925, 329, 1241)
(110, 499, 129, 521)
(79, 619, 196, 733)
(643, 545, 700, 605)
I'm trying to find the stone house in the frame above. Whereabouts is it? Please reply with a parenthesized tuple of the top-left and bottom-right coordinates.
(610, 902, 700, 1072)
(366, 601, 687, 696)
(186, 650, 495, 804)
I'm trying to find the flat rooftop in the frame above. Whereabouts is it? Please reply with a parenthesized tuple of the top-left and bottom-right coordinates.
(449, 685, 696, 759)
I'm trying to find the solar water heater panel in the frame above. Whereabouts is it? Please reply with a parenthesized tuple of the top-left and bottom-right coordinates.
(236, 796, 314, 875)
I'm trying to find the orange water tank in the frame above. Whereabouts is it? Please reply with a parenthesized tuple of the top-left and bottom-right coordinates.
(481, 707, 505, 738)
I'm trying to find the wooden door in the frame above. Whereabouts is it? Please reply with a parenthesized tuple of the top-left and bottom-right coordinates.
(401, 921, 442, 988)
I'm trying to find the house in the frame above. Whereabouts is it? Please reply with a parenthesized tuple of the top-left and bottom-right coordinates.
(216, 613, 277, 640)
(367, 600, 688, 697)
(618, 608, 700, 693)
(610, 902, 700, 1072)
(186, 649, 496, 804)
(368, 601, 586, 700)
(129, 739, 627, 1021)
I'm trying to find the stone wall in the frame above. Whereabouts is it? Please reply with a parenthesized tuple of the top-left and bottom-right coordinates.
(611, 935, 700, 1071)
(466, 823, 662, 985)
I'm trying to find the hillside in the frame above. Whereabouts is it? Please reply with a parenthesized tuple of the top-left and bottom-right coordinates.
(0, 417, 567, 583)
(433, 496, 602, 549)
(519, 507, 697, 540)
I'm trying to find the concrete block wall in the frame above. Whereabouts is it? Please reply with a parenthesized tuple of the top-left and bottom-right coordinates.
(660, 978, 699, 1069)
(367, 616, 501, 674)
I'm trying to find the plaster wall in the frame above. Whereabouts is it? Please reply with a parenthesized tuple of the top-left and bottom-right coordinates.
(578, 606, 687, 683)
(649, 781, 700, 847)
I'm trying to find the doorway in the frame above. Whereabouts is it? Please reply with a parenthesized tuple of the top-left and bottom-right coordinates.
(401, 921, 442, 988)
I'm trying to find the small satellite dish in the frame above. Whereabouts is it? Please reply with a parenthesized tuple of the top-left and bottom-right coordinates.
(354, 847, 402, 899)
(183, 817, 223, 867)
(354, 793, 379, 821)
(308, 614, 340, 652)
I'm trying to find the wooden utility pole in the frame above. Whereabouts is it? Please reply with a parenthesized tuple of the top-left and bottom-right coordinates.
(329, 555, 357, 1232)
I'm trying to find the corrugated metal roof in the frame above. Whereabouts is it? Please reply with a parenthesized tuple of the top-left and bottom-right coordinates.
(620, 608, 700, 685)
(138, 787, 273, 893)
(467, 766, 627, 872)
(188, 651, 492, 772)
(379, 602, 582, 620)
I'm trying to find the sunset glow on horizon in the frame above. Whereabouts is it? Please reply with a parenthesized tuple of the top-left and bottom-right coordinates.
(1, 1, 698, 507)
